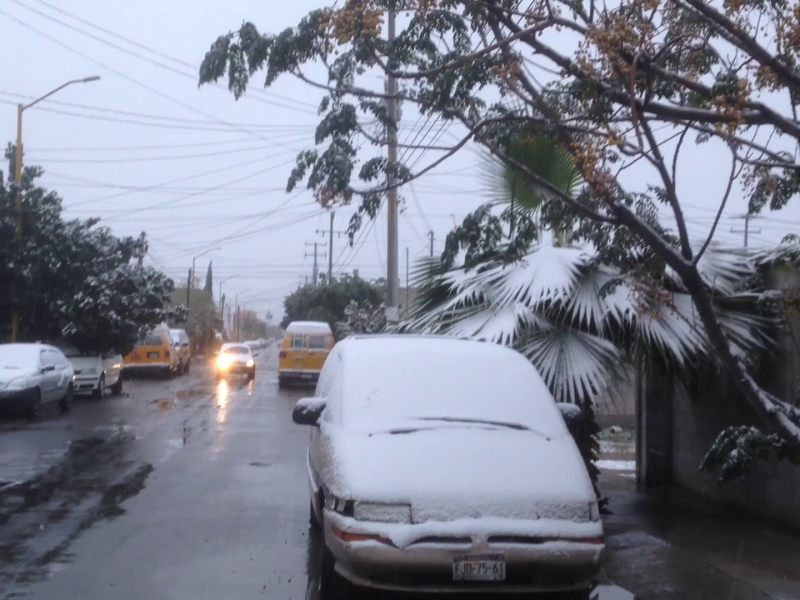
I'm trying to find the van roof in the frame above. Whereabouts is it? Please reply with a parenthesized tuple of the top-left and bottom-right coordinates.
(285, 321, 332, 335)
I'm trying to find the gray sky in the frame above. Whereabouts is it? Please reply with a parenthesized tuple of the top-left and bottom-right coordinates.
(2, 0, 799, 320)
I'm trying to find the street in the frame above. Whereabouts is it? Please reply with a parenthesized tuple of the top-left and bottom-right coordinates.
(0, 347, 634, 600)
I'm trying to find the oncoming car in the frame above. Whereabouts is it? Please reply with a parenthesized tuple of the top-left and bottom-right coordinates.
(292, 335, 603, 596)
(215, 343, 256, 382)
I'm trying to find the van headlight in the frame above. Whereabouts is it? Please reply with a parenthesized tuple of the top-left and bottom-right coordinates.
(246, 359, 254, 367)
(354, 502, 412, 524)
(217, 356, 232, 370)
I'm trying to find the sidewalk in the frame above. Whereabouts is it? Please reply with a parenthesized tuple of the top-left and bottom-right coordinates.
(600, 469, 800, 600)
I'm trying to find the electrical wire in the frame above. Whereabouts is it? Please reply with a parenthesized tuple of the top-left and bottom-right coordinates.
(12, 0, 318, 115)
(0, 8, 304, 153)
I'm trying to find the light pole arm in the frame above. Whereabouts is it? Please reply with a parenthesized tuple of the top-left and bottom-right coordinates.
(22, 76, 101, 111)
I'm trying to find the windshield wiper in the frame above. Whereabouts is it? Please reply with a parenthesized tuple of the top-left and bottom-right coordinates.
(414, 417, 551, 440)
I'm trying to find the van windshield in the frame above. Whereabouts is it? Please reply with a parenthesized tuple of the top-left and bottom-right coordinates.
(140, 334, 163, 346)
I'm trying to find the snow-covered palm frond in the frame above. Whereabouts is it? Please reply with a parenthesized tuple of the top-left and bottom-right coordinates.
(665, 240, 755, 296)
(519, 324, 625, 404)
(403, 243, 777, 404)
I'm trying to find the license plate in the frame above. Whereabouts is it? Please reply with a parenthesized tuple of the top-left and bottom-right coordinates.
(147, 352, 160, 358)
(453, 554, 506, 581)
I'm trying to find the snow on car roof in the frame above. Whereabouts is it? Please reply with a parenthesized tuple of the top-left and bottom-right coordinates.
(337, 336, 568, 437)
(285, 321, 332, 335)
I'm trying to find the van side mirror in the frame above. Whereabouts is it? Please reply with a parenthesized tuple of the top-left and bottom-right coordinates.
(292, 397, 326, 426)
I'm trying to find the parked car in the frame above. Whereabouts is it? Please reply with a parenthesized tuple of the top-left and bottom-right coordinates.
(123, 326, 177, 379)
(169, 328, 192, 374)
(215, 343, 257, 382)
(292, 335, 603, 595)
(278, 321, 334, 389)
(0, 343, 75, 417)
(59, 344, 123, 398)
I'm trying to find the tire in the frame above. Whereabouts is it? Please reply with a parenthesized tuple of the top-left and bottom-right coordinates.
(110, 376, 123, 396)
(25, 388, 43, 419)
(320, 540, 351, 597)
(309, 498, 321, 529)
(92, 375, 105, 399)
(278, 377, 287, 389)
(59, 383, 73, 412)
(164, 366, 173, 380)
(247, 369, 255, 382)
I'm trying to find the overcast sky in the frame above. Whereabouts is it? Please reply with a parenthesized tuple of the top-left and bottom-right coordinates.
(2, 0, 799, 321)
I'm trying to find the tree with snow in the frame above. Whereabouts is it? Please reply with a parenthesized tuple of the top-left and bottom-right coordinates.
(1, 145, 182, 354)
(199, 0, 800, 470)
(336, 299, 388, 338)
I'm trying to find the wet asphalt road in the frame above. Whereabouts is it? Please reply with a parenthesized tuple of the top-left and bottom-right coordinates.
(0, 348, 635, 600)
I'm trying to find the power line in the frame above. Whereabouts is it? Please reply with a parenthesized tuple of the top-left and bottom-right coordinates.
(13, 0, 318, 114)
(0, 90, 315, 129)
(27, 144, 292, 164)
(0, 8, 303, 152)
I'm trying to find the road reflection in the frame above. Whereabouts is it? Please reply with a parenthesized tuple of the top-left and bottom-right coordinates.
(216, 380, 229, 424)
(303, 528, 637, 600)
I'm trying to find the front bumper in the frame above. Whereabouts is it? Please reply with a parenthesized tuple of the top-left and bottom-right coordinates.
(73, 375, 101, 392)
(324, 513, 603, 593)
(0, 388, 37, 413)
(216, 363, 254, 375)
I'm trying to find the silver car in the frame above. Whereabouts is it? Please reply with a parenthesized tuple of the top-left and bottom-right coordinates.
(0, 343, 75, 417)
(292, 335, 603, 596)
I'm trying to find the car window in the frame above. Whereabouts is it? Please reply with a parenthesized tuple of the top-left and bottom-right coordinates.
(308, 336, 326, 350)
(41, 350, 58, 366)
(144, 333, 164, 346)
(222, 345, 250, 355)
(291, 334, 306, 349)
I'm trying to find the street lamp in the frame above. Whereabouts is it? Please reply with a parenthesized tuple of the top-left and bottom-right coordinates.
(218, 275, 238, 319)
(11, 75, 101, 342)
(187, 246, 221, 308)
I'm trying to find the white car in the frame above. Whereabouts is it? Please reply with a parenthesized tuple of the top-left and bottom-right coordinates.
(60, 346, 123, 398)
(0, 343, 75, 417)
(215, 343, 257, 382)
(292, 335, 603, 595)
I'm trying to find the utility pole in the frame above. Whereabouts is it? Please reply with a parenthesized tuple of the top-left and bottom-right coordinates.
(385, 3, 400, 323)
(428, 230, 435, 257)
(317, 210, 345, 282)
(186, 268, 192, 307)
(305, 242, 326, 286)
(730, 214, 762, 248)
(10, 75, 100, 342)
(405, 247, 410, 319)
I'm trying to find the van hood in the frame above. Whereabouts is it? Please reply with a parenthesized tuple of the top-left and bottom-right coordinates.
(322, 424, 596, 523)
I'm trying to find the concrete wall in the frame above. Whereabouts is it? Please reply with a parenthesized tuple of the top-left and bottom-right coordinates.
(638, 268, 800, 527)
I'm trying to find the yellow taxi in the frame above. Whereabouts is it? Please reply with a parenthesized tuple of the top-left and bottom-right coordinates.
(122, 326, 177, 379)
(278, 321, 334, 389)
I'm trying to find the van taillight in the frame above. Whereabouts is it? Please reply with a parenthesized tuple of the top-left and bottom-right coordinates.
(279, 351, 287, 358)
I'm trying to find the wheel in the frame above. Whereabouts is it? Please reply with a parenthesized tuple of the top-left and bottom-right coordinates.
(110, 376, 123, 396)
(92, 375, 105, 399)
(59, 383, 73, 412)
(278, 377, 287, 389)
(247, 369, 255, 382)
(319, 539, 351, 597)
(25, 388, 43, 418)
(309, 498, 321, 529)
(164, 366, 173, 380)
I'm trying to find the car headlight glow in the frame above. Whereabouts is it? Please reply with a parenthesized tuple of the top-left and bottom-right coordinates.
(5, 378, 28, 390)
(354, 502, 412, 524)
(246, 359, 254, 367)
(217, 356, 232, 370)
